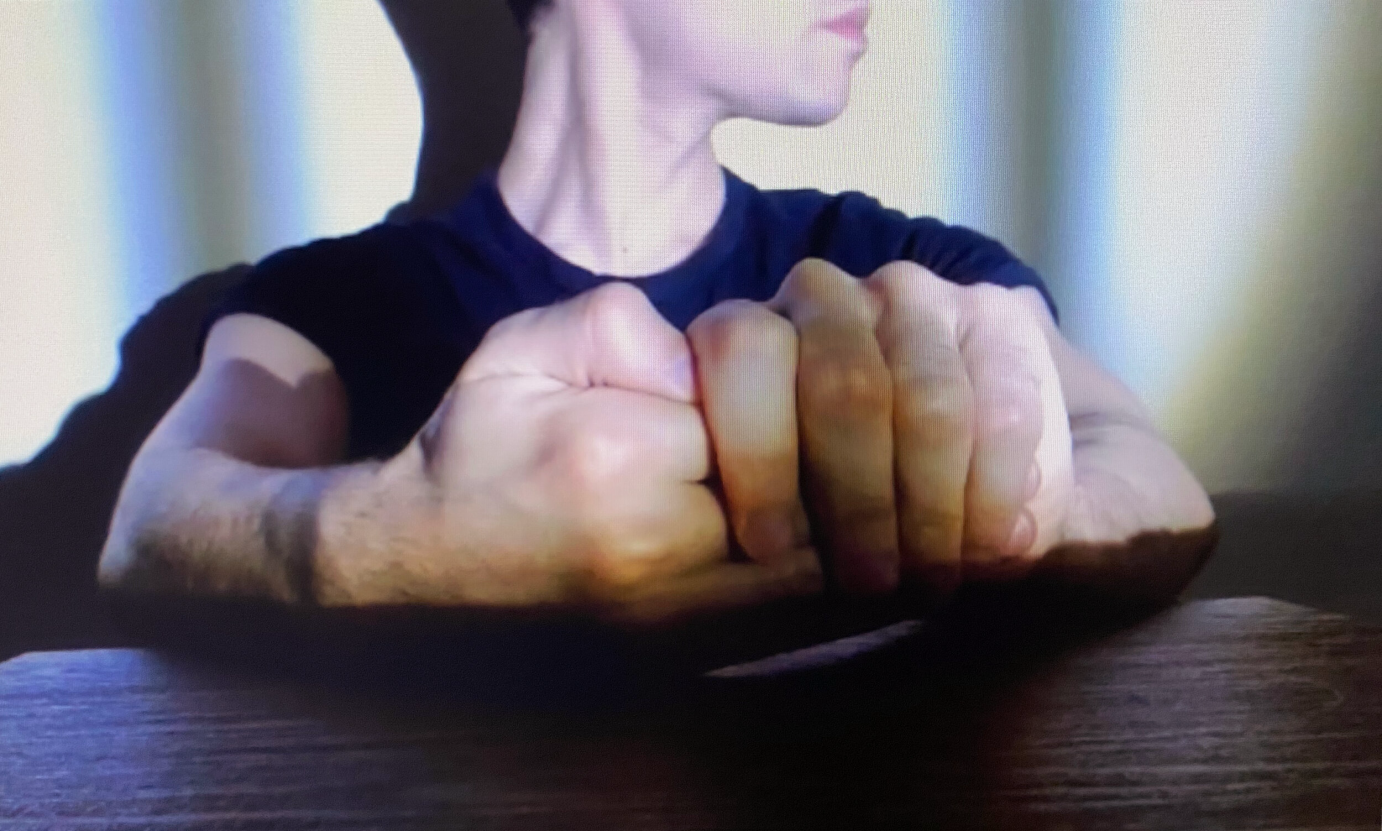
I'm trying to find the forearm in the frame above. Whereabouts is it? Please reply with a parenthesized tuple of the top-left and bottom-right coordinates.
(1046, 424, 1217, 601)
(1063, 414, 1215, 544)
(98, 447, 404, 606)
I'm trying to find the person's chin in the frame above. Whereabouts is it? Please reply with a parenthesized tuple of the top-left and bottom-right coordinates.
(733, 83, 850, 128)
(779, 95, 850, 127)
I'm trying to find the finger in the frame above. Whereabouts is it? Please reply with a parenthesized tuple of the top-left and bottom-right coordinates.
(461, 282, 695, 402)
(601, 547, 824, 627)
(577, 482, 734, 603)
(1012, 286, 1076, 559)
(769, 259, 899, 595)
(687, 301, 809, 564)
(958, 285, 1047, 576)
(556, 388, 713, 484)
(865, 264, 971, 595)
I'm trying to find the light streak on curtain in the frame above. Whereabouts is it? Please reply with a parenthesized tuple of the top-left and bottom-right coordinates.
(0, 0, 417, 465)
(0, 2, 121, 464)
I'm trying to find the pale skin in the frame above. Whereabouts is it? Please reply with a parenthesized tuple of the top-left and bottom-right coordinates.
(99, 0, 1215, 626)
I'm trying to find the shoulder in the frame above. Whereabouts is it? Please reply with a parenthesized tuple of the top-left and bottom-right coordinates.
(741, 178, 1058, 319)
(228, 221, 443, 315)
(204, 220, 457, 363)
(246, 222, 426, 291)
(742, 180, 980, 271)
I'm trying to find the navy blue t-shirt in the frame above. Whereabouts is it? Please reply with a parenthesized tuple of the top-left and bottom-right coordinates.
(212, 168, 1056, 461)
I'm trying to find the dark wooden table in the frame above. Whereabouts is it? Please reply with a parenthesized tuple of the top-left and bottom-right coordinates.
(2, 597, 1380, 829)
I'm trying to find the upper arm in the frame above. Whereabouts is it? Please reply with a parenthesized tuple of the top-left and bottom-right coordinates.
(141, 313, 349, 469)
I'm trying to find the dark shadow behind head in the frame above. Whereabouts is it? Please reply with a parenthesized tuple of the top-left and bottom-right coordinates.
(379, 0, 527, 221)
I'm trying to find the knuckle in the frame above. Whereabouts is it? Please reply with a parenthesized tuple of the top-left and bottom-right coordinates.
(967, 281, 1013, 306)
(802, 356, 891, 414)
(575, 526, 675, 601)
(965, 282, 1029, 322)
(552, 424, 630, 490)
(689, 301, 794, 361)
(868, 261, 928, 300)
(868, 262, 955, 307)
(896, 378, 974, 440)
(581, 282, 654, 346)
(577, 538, 642, 595)
(784, 257, 839, 287)
(782, 258, 855, 303)
(973, 391, 1037, 440)
(913, 502, 965, 532)
(585, 280, 649, 318)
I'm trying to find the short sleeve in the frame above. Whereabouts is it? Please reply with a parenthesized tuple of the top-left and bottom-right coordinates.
(201, 224, 469, 460)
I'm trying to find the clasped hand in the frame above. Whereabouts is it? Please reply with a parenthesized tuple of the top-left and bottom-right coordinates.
(415, 259, 1081, 623)
(689, 259, 1073, 597)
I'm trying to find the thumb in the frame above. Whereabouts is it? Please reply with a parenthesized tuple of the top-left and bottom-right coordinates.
(460, 282, 697, 402)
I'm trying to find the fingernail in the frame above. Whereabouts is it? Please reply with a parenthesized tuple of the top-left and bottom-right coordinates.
(1025, 463, 1042, 501)
(1005, 510, 1036, 557)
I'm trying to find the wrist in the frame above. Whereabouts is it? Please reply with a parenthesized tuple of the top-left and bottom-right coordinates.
(311, 452, 435, 606)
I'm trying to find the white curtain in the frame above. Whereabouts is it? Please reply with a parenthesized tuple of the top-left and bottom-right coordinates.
(3, 0, 1378, 492)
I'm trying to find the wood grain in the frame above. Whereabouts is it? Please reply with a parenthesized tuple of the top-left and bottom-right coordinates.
(1, 598, 1380, 830)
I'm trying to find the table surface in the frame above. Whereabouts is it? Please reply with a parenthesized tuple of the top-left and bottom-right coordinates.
(2, 597, 1380, 830)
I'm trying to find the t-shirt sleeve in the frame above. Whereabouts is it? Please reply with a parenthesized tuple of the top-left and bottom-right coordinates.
(200, 224, 466, 460)
(811, 192, 1060, 323)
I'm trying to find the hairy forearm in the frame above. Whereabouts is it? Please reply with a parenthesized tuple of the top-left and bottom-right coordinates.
(98, 447, 403, 605)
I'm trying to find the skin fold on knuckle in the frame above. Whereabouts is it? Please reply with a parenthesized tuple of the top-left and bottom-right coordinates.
(780, 259, 869, 323)
(963, 282, 1027, 322)
(572, 516, 669, 603)
(867, 262, 927, 312)
(895, 374, 973, 449)
(691, 301, 795, 367)
(549, 418, 633, 498)
(972, 393, 1038, 445)
(580, 282, 662, 371)
(870, 263, 961, 329)
(457, 308, 544, 383)
(800, 353, 892, 420)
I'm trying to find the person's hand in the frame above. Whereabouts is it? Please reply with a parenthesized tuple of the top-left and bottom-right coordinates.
(371, 282, 821, 623)
(858, 261, 1075, 589)
(691, 257, 1215, 606)
(689, 259, 1073, 597)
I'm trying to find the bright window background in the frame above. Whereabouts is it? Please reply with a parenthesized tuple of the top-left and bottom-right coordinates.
(3, 0, 1381, 494)
(0, 0, 419, 465)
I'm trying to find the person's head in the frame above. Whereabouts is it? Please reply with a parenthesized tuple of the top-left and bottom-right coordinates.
(512, 0, 871, 128)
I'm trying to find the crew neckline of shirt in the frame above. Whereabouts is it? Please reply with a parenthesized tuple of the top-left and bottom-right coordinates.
(464, 167, 750, 296)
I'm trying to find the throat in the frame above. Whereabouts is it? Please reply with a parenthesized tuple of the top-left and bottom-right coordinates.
(493, 6, 730, 278)
(498, 157, 728, 278)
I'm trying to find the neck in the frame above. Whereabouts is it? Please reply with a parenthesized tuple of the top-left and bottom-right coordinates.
(495, 6, 727, 277)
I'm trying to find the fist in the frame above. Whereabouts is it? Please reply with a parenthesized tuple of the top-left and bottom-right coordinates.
(401, 282, 821, 623)
(689, 259, 1073, 597)
(863, 261, 1074, 585)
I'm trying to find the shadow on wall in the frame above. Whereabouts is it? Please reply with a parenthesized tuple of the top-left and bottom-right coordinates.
(1168, 1, 1382, 493)
(0, 0, 527, 661)
(1181, 9, 1382, 622)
